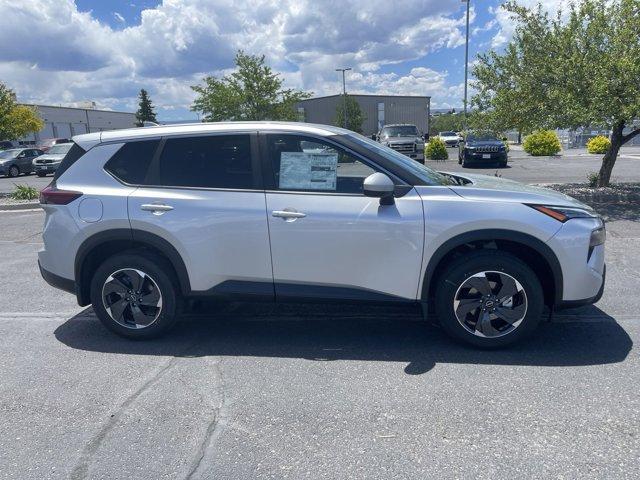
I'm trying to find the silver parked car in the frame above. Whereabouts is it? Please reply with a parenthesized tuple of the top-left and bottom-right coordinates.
(38, 122, 605, 347)
(0, 148, 43, 177)
(377, 124, 425, 162)
(32, 142, 74, 177)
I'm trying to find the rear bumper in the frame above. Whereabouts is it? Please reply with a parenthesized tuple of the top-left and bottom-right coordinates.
(38, 260, 75, 295)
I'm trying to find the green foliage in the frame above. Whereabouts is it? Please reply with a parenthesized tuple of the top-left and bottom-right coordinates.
(586, 135, 611, 154)
(135, 89, 157, 126)
(523, 130, 562, 156)
(430, 113, 464, 136)
(192, 51, 311, 122)
(425, 137, 449, 160)
(334, 95, 366, 133)
(10, 184, 39, 200)
(0, 83, 43, 141)
(471, 0, 640, 186)
(587, 171, 600, 187)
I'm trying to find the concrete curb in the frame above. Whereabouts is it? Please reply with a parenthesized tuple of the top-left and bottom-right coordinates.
(0, 202, 40, 211)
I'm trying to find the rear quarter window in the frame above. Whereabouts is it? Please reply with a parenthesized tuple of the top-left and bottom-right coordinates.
(104, 140, 160, 185)
(53, 142, 87, 181)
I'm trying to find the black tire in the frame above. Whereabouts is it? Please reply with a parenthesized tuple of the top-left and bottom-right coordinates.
(8, 165, 19, 178)
(434, 250, 543, 348)
(36, 172, 47, 177)
(90, 251, 180, 339)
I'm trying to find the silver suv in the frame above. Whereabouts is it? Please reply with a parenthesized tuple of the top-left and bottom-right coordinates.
(38, 122, 605, 347)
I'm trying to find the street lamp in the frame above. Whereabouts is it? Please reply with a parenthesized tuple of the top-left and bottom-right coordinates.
(462, 0, 470, 130)
(335, 67, 352, 129)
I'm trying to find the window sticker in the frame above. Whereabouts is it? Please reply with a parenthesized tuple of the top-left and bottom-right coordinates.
(279, 152, 338, 190)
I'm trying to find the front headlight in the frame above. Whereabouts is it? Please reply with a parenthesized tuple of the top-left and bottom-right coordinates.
(590, 226, 606, 246)
(528, 204, 599, 222)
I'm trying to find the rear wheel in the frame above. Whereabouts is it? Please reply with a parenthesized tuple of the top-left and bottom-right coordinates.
(434, 250, 543, 348)
(90, 252, 180, 339)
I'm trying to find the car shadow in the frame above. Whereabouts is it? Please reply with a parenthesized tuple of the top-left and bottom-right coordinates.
(461, 164, 512, 170)
(54, 303, 632, 375)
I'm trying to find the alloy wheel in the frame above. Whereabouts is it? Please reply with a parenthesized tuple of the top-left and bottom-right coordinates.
(102, 268, 163, 329)
(453, 270, 528, 338)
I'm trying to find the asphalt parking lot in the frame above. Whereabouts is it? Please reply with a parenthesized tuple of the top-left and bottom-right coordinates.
(0, 204, 639, 479)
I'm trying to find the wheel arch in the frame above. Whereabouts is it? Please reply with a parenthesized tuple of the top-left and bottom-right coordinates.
(422, 229, 563, 307)
(75, 229, 191, 306)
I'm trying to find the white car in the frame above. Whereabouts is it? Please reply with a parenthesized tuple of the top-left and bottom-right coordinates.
(38, 122, 605, 347)
(438, 131, 462, 148)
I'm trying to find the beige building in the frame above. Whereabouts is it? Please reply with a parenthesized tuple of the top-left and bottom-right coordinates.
(296, 94, 430, 136)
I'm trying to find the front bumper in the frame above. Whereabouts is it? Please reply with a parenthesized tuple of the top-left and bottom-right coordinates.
(33, 163, 60, 173)
(547, 217, 606, 306)
(463, 151, 507, 164)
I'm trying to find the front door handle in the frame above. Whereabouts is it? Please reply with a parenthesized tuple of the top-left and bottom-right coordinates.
(272, 209, 306, 221)
(141, 203, 174, 215)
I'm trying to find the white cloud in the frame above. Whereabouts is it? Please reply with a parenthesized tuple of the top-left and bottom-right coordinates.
(490, 1, 574, 48)
(0, 0, 473, 116)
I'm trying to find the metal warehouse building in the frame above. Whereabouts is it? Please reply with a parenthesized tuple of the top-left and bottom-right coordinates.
(17, 103, 137, 144)
(296, 94, 430, 137)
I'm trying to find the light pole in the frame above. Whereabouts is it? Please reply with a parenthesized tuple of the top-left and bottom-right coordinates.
(335, 67, 352, 129)
(462, 0, 470, 130)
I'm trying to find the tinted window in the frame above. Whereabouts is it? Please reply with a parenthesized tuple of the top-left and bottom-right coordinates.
(266, 134, 376, 194)
(105, 140, 159, 185)
(158, 135, 254, 189)
(53, 142, 87, 180)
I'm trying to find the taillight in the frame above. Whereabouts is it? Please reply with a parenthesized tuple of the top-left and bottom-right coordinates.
(39, 184, 82, 205)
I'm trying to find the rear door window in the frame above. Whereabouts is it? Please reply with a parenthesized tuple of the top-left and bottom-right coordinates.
(104, 140, 159, 185)
(157, 134, 255, 189)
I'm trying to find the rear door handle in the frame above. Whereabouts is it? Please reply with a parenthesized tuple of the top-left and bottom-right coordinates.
(141, 203, 174, 215)
(272, 209, 306, 221)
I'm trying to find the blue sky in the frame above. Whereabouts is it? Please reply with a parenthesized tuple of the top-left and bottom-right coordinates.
(0, 0, 560, 121)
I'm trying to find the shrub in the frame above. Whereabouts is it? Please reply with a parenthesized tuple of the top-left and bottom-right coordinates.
(586, 135, 610, 154)
(523, 130, 562, 156)
(425, 137, 448, 160)
(10, 184, 39, 200)
(587, 171, 599, 187)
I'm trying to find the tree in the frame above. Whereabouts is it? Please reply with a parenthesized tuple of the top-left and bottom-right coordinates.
(135, 89, 157, 126)
(191, 51, 311, 122)
(334, 95, 366, 133)
(430, 113, 465, 136)
(0, 83, 43, 141)
(471, 0, 640, 186)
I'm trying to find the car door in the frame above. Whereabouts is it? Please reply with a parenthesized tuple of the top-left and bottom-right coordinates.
(261, 133, 425, 301)
(124, 133, 274, 297)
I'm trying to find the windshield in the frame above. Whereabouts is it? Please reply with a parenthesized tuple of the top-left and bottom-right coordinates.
(0, 149, 19, 159)
(47, 144, 73, 155)
(467, 132, 499, 142)
(344, 133, 454, 186)
(381, 125, 418, 137)
(439, 131, 457, 136)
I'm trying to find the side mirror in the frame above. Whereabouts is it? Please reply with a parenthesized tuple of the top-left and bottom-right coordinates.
(363, 172, 395, 205)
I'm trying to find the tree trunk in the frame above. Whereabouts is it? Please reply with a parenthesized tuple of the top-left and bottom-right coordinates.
(597, 122, 624, 187)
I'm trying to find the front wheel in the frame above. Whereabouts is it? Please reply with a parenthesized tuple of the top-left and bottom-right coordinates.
(434, 250, 543, 348)
(8, 165, 19, 178)
(90, 251, 180, 339)
(36, 172, 47, 177)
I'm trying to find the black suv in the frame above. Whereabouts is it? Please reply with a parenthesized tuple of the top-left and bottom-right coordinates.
(458, 132, 508, 168)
